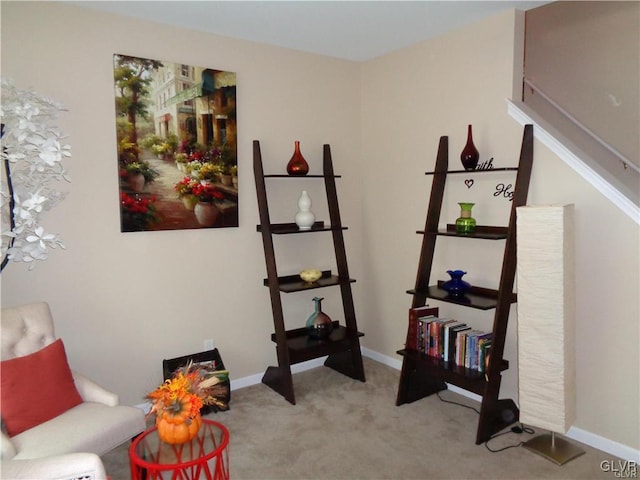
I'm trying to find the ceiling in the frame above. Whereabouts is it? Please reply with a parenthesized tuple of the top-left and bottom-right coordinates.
(71, 1, 548, 61)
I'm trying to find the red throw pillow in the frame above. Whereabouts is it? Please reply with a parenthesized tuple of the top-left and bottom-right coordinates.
(1, 338, 83, 436)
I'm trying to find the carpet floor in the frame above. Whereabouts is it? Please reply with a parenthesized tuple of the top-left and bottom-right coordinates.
(102, 357, 617, 479)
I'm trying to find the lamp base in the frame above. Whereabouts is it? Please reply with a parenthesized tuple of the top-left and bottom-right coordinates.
(523, 432, 585, 466)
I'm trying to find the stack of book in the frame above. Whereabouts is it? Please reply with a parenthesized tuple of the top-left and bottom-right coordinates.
(408, 306, 492, 373)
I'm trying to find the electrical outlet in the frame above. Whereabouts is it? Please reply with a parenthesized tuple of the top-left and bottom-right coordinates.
(204, 339, 214, 351)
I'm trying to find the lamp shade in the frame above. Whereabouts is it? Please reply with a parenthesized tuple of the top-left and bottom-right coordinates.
(516, 204, 576, 434)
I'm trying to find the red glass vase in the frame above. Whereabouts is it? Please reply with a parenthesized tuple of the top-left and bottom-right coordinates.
(286, 140, 309, 176)
(460, 125, 479, 171)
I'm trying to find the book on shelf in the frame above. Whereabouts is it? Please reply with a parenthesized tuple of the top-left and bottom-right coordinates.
(455, 330, 467, 367)
(477, 334, 492, 373)
(407, 306, 494, 374)
(417, 315, 437, 353)
(416, 315, 453, 358)
(434, 318, 455, 359)
(475, 331, 489, 370)
(443, 321, 466, 363)
(458, 330, 493, 372)
(427, 319, 438, 357)
(464, 330, 484, 369)
(406, 305, 437, 350)
(447, 324, 471, 366)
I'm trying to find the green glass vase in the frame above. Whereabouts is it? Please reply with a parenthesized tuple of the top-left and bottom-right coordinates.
(455, 202, 476, 235)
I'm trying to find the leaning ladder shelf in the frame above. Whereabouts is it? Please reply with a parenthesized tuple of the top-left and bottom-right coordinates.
(396, 125, 534, 444)
(253, 141, 366, 404)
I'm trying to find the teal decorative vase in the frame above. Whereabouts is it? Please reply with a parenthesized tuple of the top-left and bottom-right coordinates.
(455, 202, 476, 235)
(441, 270, 471, 297)
(305, 297, 333, 339)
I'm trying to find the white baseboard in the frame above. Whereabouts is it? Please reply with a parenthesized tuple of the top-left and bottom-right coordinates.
(360, 346, 402, 370)
(229, 371, 263, 390)
(230, 357, 326, 390)
(568, 426, 640, 463)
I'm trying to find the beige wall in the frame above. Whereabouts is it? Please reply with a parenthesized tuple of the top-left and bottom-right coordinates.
(360, 9, 638, 451)
(525, 1, 639, 165)
(523, 1, 640, 205)
(2, 1, 638, 453)
(360, 9, 525, 410)
(0, 1, 364, 404)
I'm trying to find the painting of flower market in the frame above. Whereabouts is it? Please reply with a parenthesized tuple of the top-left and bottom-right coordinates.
(113, 54, 238, 232)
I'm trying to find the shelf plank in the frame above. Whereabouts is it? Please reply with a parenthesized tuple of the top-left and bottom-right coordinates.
(397, 348, 509, 396)
(256, 221, 348, 234)
(270, 323, 365, 365)
(263, 174, 341, 178)
(425, 167, 518, 175)
(417, 224, 508, 240)
(406, 284, 516, 310)
(263, 270, 356, 293)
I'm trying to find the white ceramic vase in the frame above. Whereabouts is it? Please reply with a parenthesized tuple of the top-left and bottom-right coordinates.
(294, 190, 315, 230)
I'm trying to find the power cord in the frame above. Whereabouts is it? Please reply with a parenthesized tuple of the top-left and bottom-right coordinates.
(435, 391, 535, 452)
(436, 391, 481, 414)
(484, 423, 535, 453)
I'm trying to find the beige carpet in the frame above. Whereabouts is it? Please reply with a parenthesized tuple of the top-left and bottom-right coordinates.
(102, 358, 616, 479)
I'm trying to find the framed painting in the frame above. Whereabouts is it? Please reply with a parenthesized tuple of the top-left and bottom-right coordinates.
(113, 54, 238, 232)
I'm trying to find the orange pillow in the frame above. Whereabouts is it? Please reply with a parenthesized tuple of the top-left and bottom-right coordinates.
(1, 338, 83, 436)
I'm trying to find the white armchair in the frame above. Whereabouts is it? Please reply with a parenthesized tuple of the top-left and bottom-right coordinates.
(3, 453, 108, 480)
(1, 302, 146, 480)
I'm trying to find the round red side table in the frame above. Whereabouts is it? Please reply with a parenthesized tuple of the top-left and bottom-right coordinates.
(129, 418, 229, 480)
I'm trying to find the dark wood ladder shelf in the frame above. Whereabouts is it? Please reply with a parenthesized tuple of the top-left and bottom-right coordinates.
(396, 124, 533, 444)
(253, 141, 366, 405)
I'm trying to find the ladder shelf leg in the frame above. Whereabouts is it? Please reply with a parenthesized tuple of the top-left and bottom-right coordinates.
(475, 375, 519, 444)
(324, 340, 366, 382)
(396, 355, 447, 406)
(475, 398, 519, 444)
(262, 365, 296, 405)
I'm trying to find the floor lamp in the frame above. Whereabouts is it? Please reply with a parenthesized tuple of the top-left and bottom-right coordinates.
(516, 204, 585, 465)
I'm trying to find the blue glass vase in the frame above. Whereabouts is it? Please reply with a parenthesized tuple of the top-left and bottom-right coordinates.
(441, 270, 471, 297)
(306, 297, 334, 339)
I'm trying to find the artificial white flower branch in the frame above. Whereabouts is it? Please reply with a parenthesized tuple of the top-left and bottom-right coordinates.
(1, 79, 71, 271)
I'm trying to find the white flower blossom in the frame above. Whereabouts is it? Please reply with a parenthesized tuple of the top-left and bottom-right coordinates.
(26, 226, 57, 251)
(1, 79, 71, 270)
(22, 191, 47, 212)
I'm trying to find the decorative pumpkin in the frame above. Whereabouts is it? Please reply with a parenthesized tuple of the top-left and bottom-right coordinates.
(145, 361, 228, 445)
(157, 413, 202, 444)
(161, 393, 196, 425)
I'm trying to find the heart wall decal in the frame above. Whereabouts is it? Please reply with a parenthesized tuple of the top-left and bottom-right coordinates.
(464, 179, 474, 189)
